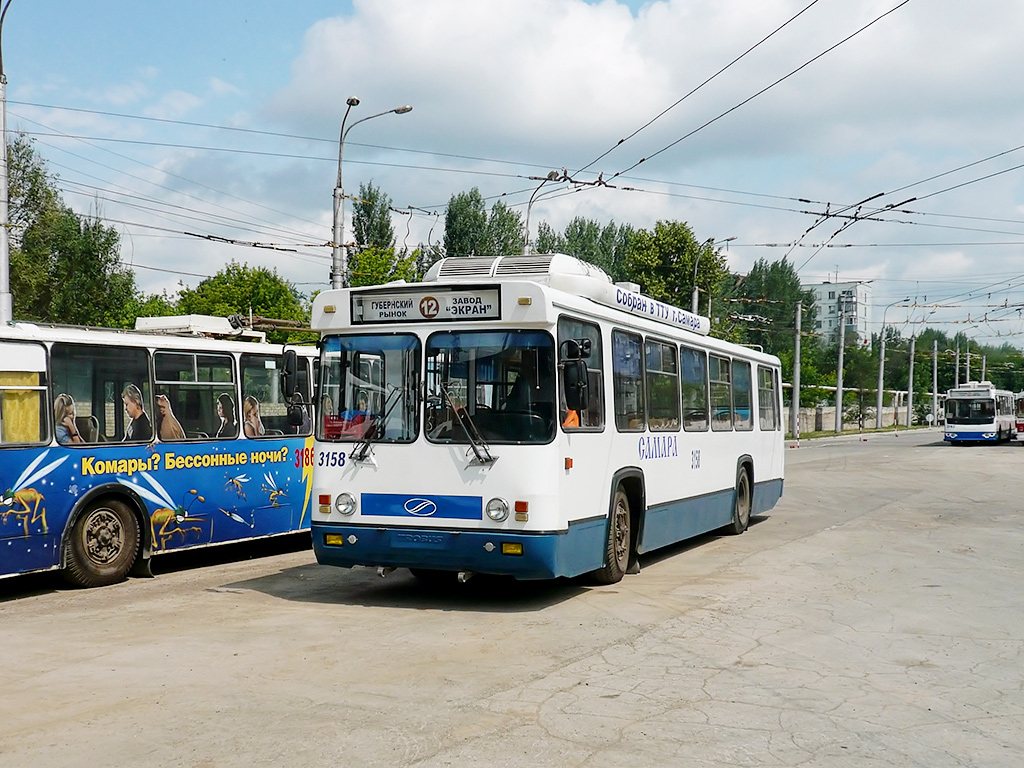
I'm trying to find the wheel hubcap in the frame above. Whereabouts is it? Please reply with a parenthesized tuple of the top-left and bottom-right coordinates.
(83, 509, 124, 564)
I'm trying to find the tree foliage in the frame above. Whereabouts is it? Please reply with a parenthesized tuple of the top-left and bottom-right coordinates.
(177, 261, 307, 342)
(350, 245, 419, 287)
(725, 258, 815, 357)
(622, 220, 726, 310)
(9, 134, 138, 326)
(443, 188, 523, 257)
(352, 181, 395, 250)
(535, 216, 635, 281)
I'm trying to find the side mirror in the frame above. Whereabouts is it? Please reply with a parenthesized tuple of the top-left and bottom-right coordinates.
(282, 349, 298, 399)
(563, 360, 589, 412)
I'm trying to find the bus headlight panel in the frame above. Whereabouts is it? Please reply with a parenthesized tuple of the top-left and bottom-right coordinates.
(485, 498, 509, 522)
(335, 492, 357, 516)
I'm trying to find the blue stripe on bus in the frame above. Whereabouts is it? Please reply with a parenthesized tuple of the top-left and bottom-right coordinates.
(361, 493, 483, 520)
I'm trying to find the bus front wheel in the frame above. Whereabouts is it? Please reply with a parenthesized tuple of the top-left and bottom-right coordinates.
(726, 466, 752, 535)
(63, 499, 140, 588)
(590, 488, 630, 585)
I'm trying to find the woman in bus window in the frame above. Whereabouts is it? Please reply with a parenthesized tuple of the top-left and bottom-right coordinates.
(216, 393, 238, 438)
(54, 393, 83, 445)
(243, 395, 265, 437)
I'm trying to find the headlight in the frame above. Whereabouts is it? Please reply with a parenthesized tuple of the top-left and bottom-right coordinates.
(335, 492, 356, 516)
(485, 497, 509, 522)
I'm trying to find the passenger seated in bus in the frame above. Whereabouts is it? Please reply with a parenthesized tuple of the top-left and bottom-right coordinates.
(216, 393, 237, 438)
(54, 393, 84, 445)
(122, 383, 153, 442)
(155, 394, 186, 440)
(243, 395, 266, 437)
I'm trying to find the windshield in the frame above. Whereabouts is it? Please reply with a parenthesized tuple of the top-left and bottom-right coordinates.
(945, 397, 995, 425)
(317, 334, 420, 443)
(425, 330, 556, 444)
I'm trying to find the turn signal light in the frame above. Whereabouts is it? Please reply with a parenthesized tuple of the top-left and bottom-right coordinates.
(324, 534, 345, 546)
(501, 542, 523, 556)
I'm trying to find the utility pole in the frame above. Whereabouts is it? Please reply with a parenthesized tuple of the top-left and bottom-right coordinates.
(835, 297, 845, 433)
(791, 302, 801, 439)
(0, 0, 13, 324)
(982, 355, 987, 381)
(905, 336, 916, 428)
(932, 339, 938, 427)
(955, 344, 960, 387)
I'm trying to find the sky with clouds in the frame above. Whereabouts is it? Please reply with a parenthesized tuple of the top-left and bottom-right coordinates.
(8, 0, 1024, 343)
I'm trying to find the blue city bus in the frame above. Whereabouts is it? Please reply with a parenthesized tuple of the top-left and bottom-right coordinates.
(0, 316, 317, 587)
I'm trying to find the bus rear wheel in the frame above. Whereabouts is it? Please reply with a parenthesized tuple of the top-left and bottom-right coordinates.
(590, 488, 630, 585)
(726, 466, 752, 535)
(63, 499, 140, 588)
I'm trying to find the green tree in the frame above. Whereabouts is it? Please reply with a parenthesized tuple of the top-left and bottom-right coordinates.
(442, 188, 524, 257)
(8, 133, 144, 326)
(350, 246, 419, 287)
(352, 181, 395, 250)
(621, 221, 726, 312)
(443, 188, 488, 257)
(728, 258, 815, 358)
(177, 261, 308, 342)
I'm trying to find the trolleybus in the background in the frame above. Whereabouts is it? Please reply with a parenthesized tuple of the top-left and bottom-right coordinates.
(944, 381, 1015, 443)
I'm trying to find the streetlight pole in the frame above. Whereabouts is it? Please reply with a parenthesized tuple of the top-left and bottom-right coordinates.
(875, 297, 909, 429)
(0, 0, 13, 324)
(522, 170, 561, 255)
(331, 97, 412, 290)
(692, 236, 735, 315)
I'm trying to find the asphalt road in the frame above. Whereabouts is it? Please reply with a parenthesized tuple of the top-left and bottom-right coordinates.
(2, 428, 1022, 767)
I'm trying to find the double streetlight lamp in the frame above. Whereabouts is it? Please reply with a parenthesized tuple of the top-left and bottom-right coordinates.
(692, 236, 736, 315)
(875, 297, 909, 429)
(331, 97, 412, 290)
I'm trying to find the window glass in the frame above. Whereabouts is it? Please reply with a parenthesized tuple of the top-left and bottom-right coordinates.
(709, 354, 732, 432)
(732, 360, 753, 431)
(645, 339, 679, 431)
(612, 330, 645, 432)
(319, 334, 420, 444)
(681, 347, 708, 432)
(154, 351, 235, 441)
(557, 317, 604, 430)
(241, 354, 309, 438)
(0, 342, 48, 445)
(425, 330, 554, 444)
(52, 343, 152, 444)
(758, 366, 779, 431)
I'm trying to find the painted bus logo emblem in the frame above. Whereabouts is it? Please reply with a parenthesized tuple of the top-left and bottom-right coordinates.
(404, 497, 438, 516)
(419, 297, 440, 319)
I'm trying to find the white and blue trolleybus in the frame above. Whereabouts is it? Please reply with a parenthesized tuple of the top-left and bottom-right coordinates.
(944, 381, 1016, 443)
(294, 255, 785, 583)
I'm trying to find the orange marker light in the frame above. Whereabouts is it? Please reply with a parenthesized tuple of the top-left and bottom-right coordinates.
(565, 457, 573, 470)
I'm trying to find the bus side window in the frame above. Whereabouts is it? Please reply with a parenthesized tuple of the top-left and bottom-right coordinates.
(52, 341, 151, 445)
(557, 317, 604, 430)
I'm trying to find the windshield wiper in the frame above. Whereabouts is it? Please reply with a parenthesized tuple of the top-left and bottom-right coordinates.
(439, 383, 495, 465)
(353, 386, 404, 462)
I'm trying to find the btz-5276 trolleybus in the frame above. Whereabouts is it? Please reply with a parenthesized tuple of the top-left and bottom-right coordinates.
(292, 254, 785, 584)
